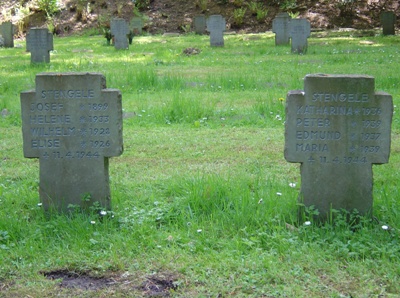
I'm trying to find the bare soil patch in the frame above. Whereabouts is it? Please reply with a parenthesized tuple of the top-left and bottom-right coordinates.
(43, 269, 115, 291)
(41, 269, 180, 296)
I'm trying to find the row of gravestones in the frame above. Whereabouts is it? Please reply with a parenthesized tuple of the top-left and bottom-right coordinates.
(20, 72, 393, 221)
(15, 17, 225, 62)
(2, 10, 397, 60)
(111, 14, 306, 50)
(109, 15, 227, 48)
(1, 10, 397, 49)
(16, 14, 380, 64)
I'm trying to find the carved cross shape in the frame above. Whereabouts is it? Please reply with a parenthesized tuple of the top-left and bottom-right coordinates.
(26, 28, 53, 63)
(21, 73, 123, 212)
(285, 75, 392, 219)
(111, 18, 130, 49)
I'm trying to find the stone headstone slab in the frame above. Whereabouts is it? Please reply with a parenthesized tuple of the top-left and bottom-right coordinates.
(272, 12, 291, 45)
(111, 18, 130, 49)
(194, 15, 206, 35)
(130, 17, 144, 35)
(206, 15, 226, 47)
(0, 21, 14, 48)
(21, 72, 123, 212)
(26, 28, 53, 63)
(380, 11, 396, 36)
(289, 18, 310, 54)
(285, 74, 393, 219)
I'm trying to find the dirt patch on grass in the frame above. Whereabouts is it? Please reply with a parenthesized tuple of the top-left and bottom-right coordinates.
(43, 269, 115, 291)
(41, 269, 180, 297)
(140, 275, 179, 297)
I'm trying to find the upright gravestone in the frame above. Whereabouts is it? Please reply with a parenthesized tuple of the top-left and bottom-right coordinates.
(194, 15, 207, 35)
(26, 28, 53, 63)
(272, 12, 291, 45)
(289, 18, 311, 54)
(21, 73, 123, 212)
(380, 11, 396, 36)
(285, 74, 393, 219)
(206, 15, 226, 47)
(130, 17, 144, 35)
(0, 21, 14, 48)
(111, 18, 130, 49)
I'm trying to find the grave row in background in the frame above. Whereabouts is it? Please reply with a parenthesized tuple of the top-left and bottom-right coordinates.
(1, 10, 397, 61)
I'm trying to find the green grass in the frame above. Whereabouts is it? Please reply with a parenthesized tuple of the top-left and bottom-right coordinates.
(1, 30, 400, 297)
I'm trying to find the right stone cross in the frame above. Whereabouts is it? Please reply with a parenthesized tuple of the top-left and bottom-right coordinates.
(111, 18, 130, 49)
(206, 15, 225, 47)
(285, 74, 393, 219)
(26, 28, 53, 63)
(289, 18, 310, 54)
(272, 12, 291, 46)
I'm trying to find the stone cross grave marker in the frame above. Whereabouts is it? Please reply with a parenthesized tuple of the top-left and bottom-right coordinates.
(130, 17, 143, 36)
(380, 11, 396, 36)
(272, 12, 291, 45)
(0, 21, 14, 48)
(111, 18, 130, 49)
(206, 15, 226, 47)
(285, 74, 393, 219)
(21, 72, 123, 212)
(289, 18, 310, 54)
(194, 15, 206, 35)
(26, 28, 53, 63)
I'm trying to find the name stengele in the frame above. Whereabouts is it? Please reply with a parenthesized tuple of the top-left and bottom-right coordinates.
(41, 89, 95, 100)
(312, 93, 369, 103)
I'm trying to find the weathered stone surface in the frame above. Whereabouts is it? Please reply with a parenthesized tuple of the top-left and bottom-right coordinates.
(289, 18, 310, 54)
(206, 15, 225, 47)
(272, 12, 291, 45)
(380, 11, 396, 36)
(194, 15, 206, 35)
(285, 74, 393, 219)
(26, 28, 53, 63)
(130, 17, 144, 35)
(111, 18, 130, 49)
(0, 21, 14, 48)
(21, 73, 123, 212)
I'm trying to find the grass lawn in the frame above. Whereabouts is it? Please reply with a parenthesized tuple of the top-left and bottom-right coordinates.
(0, 30, 400, 297)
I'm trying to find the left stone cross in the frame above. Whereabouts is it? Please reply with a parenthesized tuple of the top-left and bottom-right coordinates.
(21, 73, 123, 213)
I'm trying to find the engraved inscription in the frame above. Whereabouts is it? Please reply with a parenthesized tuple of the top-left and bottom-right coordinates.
(41, 89, 95, 99)
(20, 72, 124, 213)
(26, 88, 113, 159)
(293, 91, 384, 163)
(312, 93, 369, 102)
(284, 74, 392, 218)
